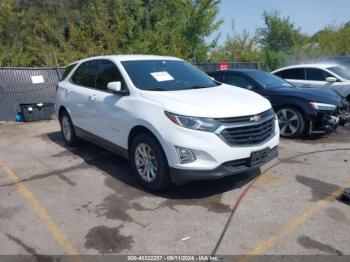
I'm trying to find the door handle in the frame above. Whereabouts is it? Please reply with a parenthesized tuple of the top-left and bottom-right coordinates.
(90, 94, 97, 101)
(67, 88, 72, 94)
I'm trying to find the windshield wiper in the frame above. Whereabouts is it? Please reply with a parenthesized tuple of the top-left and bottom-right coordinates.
(147, 87, 167, 91)
(187, 85, 212, 90)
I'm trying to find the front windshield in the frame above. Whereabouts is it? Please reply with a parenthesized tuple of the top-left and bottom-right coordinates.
(247, 71, 294, 88)
(327, 66, 350, 80)
(121, 60, 219, 91)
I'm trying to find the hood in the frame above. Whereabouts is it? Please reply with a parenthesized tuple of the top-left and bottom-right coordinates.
(267, 85, 342, 106)
(140, 84, 272, 118)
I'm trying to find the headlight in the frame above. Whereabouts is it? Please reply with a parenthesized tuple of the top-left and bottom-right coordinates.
(165, 111, 220, 132)
(309, 102, 337, 111)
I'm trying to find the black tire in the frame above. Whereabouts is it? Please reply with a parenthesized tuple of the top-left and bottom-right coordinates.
(130, 133, 171, 191)
(59, 110, 80, 146)
(276, 107, 306, 138)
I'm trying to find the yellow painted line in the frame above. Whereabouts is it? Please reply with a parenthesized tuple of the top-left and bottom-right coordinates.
(243, 184, 348, 259)
(0, 161, 79, 255)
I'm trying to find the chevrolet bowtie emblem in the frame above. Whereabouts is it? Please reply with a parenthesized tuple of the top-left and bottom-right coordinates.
(250, 115, 261, 122)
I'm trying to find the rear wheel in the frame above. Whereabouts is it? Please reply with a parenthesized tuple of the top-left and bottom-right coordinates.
(59, 110, 80, 146)
(130, 133, 171, 191)
(277, 107, 305, 138)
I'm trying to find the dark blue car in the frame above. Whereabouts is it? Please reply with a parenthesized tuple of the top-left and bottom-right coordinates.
(208, 69, 349, 138)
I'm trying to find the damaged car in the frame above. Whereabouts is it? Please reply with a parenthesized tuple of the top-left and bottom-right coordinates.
(208, 69, 350, 138)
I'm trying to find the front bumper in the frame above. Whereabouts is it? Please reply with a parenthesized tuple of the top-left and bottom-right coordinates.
(159, 119, 279, 170)
(170, 146, 278, 185)
(309, 107, 350, 134)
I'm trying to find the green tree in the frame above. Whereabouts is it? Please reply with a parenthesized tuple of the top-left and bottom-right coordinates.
(0, 0, 17, 66)
(0, 0, 222, 66)
(311, 22, 350, 56)
(258, 10, 306, 70)
(139, 0, 222, 62)
(185, 0, 223, 62)
(258, 10, 305, 53)
(210, 21, 261, 63)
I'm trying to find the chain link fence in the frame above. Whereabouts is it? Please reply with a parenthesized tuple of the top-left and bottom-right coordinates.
(196, 62, 267, 72)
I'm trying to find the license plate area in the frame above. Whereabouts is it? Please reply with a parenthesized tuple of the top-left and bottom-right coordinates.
(250, 148, 270, 166)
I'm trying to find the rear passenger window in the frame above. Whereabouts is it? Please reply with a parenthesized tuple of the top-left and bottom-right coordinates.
(96, 60, 124, 91)
(276, 68, 305, 80)
(306, 68, 331, 81)
(224, 74, 251, 89)
(71, 60, 98, 87)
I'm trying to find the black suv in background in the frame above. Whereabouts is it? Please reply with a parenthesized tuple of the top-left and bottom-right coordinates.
(208, 69, 349, 138)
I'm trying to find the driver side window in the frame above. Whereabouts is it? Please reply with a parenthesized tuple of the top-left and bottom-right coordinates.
(224, 74, 252, 89)
(96, 60, 124, 91)
(306, 68, 332, 81)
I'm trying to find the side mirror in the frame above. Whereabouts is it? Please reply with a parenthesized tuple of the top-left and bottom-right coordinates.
(326, 77, 337, 83)
(107, 81, 122, 92)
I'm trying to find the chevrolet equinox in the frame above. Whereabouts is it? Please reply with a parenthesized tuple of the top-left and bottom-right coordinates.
(55, 55, 280, 191)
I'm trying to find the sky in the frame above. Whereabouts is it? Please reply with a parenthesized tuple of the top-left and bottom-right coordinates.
(209, 0, 350, 45)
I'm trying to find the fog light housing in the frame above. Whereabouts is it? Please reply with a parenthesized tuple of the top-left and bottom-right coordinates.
(174, 146, 196, 164)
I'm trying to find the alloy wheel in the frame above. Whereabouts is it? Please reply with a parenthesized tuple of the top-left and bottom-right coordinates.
(277, 109, 300, 137)
(134, 143, 158, 182)
(61, 116, 72, 141)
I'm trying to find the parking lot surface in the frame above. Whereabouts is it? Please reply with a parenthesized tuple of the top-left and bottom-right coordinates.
(0, 121, 349, 255)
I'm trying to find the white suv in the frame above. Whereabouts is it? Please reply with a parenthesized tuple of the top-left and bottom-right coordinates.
(55, 55, 279, 191)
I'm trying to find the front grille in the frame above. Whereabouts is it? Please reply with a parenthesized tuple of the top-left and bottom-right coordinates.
(217, 109, 274, 125)
(220, 117, 275, 146)
(223, 158, 250, 168)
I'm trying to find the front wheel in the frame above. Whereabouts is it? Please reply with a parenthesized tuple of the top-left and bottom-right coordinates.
(130, 133, 171, 191)
(277, 107, 305, 138)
